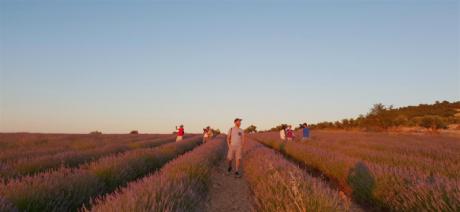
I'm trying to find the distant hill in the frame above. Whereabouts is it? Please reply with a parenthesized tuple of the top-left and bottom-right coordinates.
(310, 100, 460, 130)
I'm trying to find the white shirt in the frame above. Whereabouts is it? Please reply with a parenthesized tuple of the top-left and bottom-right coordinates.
(228, 127, 244, 146)
(280, 129, 286, 140)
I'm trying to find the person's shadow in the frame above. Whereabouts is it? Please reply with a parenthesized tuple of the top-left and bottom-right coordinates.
(347, 162, 376, 206)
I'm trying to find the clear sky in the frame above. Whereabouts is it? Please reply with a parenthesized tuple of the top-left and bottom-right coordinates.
(0, 0, 459, 133)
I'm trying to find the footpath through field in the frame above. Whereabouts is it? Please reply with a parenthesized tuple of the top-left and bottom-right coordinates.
(204, 138, 366, 212)
(204, 150, 253, 212)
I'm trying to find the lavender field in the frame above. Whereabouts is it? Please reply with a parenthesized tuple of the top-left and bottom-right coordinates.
(251, 131, 460, 211)
(0, 131, 459, 212)
(0, 133, 202, 211)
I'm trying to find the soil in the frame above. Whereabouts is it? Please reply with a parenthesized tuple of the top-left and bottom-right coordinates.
(203, 157, 253, 212)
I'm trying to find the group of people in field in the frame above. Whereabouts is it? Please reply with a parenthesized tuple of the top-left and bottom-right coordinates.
(174, 118, 245, 178)
(174, 119, 309, 178)
(202, 126, 214, 143)
(279, 123, 310, 142)
(175, 125, 215, 143)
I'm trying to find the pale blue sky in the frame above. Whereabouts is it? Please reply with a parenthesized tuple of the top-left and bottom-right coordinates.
(0, 0, 459, 133)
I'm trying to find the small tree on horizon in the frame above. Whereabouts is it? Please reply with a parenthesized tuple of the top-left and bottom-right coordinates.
(90, 131, 102, 135)
(245, 125, 258, 134)
(269, 124, 288, 132)
(212, 128, 221, 135)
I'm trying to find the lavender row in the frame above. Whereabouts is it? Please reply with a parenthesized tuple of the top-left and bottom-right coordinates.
(254, 131, 460, 161)
(243, 140, 347, 212)
(253, 132, 460, 178)
(0, 134, 167, 163)
(87, 136, 226, 211)
(256, 138, 460, 211)
(0, 135, 203, 211)
(0, 135, 177, 179)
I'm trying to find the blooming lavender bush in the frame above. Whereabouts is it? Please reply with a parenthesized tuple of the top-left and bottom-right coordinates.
(0, 135, 203, 211)
(0, 196, 18, 212)
(243, 140, 346, 212)
(87, 136, 226, 211)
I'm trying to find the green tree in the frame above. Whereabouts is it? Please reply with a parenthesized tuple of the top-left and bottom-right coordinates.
(269, 124, 288, 132)
(394, 115, 408, 127)
(212, 129, 221, 135)
(245, 125, 258, 133)
(419, 115, 448, 130)
(369, 103, 386, 116)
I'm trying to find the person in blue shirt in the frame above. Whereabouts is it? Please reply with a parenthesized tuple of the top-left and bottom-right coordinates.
(301, 123, 310, 141)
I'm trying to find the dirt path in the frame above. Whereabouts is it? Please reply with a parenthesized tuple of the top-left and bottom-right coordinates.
(203, 139, 365, 212)
(203, 157, 253, 212)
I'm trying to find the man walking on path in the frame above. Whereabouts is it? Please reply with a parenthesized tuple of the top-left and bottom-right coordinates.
(227, 118, 245, 177)
(301, 123, 310, 141)
(176, 125, 185, 142)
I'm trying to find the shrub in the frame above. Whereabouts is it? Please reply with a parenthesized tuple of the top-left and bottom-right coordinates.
(418, 115, 448, 130)
(211, 128, 221, 135)
(268, 124, 288, 132)
(244, 125, 257, 133)
(307, 101, 459, 130)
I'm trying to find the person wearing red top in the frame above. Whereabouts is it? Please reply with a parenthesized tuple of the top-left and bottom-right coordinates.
(176, 125, 185, 142)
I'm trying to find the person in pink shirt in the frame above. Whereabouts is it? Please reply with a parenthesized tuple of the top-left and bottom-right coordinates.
(286, 125, 295, 142)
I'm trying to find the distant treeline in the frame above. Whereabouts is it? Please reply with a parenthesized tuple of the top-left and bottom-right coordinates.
(310, 101, 460, 130)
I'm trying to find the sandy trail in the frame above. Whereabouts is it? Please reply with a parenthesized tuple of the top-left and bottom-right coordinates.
(204, 155, 253, 212)
(203, 139, 365, 212)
